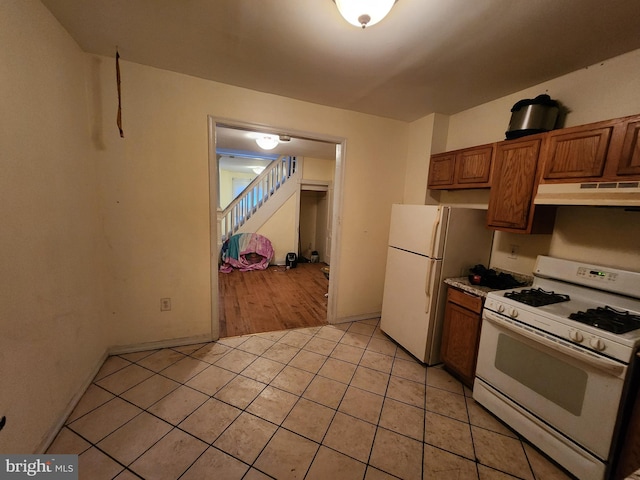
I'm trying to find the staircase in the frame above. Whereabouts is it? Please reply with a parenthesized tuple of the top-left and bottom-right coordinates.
(218, 155, 300, 242)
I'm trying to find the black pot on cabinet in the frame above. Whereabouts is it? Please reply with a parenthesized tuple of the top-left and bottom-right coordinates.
(506, 94, 560, 139)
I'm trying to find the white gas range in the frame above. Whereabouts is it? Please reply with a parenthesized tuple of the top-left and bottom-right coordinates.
(474, 256, 640, 480)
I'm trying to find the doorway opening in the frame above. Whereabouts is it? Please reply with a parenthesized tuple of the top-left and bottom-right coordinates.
(208, 117, 345, 340)
(299, 187, 330, 264)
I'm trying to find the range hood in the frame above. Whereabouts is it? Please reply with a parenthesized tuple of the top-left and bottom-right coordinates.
(535, 181, 640, 206)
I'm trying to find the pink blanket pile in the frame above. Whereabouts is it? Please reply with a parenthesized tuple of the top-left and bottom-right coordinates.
(219, 233, 274, 273)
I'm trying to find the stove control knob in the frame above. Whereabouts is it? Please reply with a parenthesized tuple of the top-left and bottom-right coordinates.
(589, 337, 606, 351)
(569, 330, 584, 343)
(510, 308, 518, 318)
(497, 304, 505, 313)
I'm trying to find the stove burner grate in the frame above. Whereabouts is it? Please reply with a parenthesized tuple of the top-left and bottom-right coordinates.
(569, 306, 640, 334)
(504, 288, 571, 307)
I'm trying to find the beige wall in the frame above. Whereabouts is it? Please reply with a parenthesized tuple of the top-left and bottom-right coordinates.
(416, 49, 640, 274)
(303, 156, 335, 181)
(549, 207, 640, 271)
(446, 49, 640, 150)
(91, 50, 408, 344)
(4, 0, 407, 452)
(219, 168, 255, 209)
(9, 0, 639, 454)
(0, 0, 109, 453)
(257, 195, 298, 264)
(404, 113, 454, 205)
(404, 115, 434, 205)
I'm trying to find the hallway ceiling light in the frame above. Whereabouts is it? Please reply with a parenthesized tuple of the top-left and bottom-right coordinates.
(334, 0, 396, 28)
(252, 166, 265, 175)
(255, 135, 279, 150)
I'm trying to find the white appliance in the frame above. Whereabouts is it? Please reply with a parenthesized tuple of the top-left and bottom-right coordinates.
(474, 256, 640, 480)
(380, 204, 494, 364)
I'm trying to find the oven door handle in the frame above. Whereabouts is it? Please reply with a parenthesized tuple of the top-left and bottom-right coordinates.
(483, 311, 626, 378)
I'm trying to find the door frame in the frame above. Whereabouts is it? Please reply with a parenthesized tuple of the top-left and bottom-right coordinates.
(207, 116, 346, 340)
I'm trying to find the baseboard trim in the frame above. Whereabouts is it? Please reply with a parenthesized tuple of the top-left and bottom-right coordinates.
(332, 312, 381, 324)
(108, 333, 213, 356)
(36, 349, 109, 454)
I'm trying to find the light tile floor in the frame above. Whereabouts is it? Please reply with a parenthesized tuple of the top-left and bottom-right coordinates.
(47, 319, 574, 480)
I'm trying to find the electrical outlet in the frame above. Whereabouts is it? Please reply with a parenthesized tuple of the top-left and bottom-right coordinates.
(509, 244, 519, 260)
(160, 298, 171, 311)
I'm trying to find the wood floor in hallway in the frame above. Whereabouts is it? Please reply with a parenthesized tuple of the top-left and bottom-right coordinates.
(218, 262, 329, 337)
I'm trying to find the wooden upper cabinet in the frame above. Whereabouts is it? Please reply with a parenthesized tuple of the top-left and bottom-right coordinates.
(618, 119, 640, 176)
(428, 112, 639, 232)
(428, 145, 493, 189)
(487, 137, 555, 233)
(427, 153, 456, 187)
(456, 146, 494, 185)
(539, 114, 640, 183)
(542, 126, 612, 180)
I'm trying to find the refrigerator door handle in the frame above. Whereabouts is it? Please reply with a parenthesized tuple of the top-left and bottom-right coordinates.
(424, 258, 435, 314)
(428, 208, 442, 259)
(424, 209, 441, 314)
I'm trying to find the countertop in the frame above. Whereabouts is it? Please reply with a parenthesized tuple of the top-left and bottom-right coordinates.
(444, 277, 501, 298)
(444, 270, 533, 298)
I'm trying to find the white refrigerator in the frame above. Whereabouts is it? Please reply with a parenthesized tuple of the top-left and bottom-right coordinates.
(380, 204, 494, 365)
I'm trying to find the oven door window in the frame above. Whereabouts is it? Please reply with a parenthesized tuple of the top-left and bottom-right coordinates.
(495, 333, 587, 416)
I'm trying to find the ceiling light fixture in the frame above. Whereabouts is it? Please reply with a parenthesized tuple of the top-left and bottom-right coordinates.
(255, 135, 279, 150)
(252, 166, 266, 175)
(334, 0, 396, 29)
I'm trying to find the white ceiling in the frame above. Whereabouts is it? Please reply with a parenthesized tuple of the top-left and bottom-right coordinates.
(41, 0, 640, 123)
(217, 125, 337, 173)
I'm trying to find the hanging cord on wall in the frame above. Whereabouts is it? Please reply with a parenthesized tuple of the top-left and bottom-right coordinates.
(116, 47, 124, 138)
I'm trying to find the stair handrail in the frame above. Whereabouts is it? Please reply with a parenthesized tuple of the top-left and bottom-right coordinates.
(219, 155, 298, 241)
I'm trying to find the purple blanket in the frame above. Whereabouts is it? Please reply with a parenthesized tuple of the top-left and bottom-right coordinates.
(220, 233, 274, 273)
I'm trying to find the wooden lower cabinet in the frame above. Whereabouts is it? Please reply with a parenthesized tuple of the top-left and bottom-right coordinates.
(614, 354, 640, 479)
(440, 287, 483, 388)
